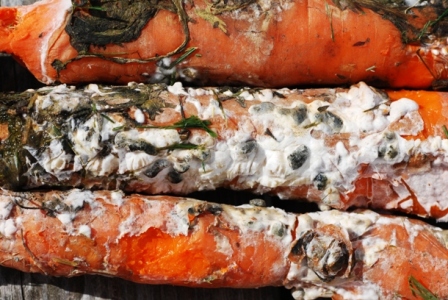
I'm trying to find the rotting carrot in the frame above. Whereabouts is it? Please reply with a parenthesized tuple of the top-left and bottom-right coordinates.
(1, 0, 448, 88)
(0, 189, 447, 299)
(1, 81, 448, 221)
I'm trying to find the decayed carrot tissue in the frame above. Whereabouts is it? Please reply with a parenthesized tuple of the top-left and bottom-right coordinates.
(1, 0, 448, 299)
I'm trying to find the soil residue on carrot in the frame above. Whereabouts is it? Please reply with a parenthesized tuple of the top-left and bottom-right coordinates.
(66, 0, 160, 53)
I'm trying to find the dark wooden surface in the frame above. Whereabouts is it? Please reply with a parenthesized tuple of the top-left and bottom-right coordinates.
(0, 58, 297, 299)
(0, 55, 44, 93)
(0, 267, 288, 300)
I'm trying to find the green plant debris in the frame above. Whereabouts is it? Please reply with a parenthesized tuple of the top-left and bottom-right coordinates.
(140, 115, 218, 137)
(417, 8, 448, 41)
(166, 116, 218, 138)
(100, 113, 115, 124)
(409, 276, 439, 300)
(442, 125, 448, 138)
(112, 125, 126, 132)
(170, 47, 198, 68)
(212, 90, 227, 119)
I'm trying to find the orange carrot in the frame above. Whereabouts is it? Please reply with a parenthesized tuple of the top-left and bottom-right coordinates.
(2, 81, 448, 220)
(0, 0, 447, 88)
(0, 189, 447, 299)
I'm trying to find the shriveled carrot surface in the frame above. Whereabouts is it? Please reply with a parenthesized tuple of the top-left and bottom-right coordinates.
(1, 190, 448, 299)
(2, 191, 292, 288)
(0, 0, 446, 87)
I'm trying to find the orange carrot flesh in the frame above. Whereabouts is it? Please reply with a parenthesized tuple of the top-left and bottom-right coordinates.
(117, 218, 286, 287)
(0, 0, 446, 88)
(0, 7, 18, 52)
(0, 7, 17, 28)
(388, 90, 447, 139)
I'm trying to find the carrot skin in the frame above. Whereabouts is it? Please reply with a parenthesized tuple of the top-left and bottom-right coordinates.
(0, 0, 446, 88)
(1, 189, 448, 299)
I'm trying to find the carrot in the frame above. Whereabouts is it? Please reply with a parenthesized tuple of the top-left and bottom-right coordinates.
(0, 189, 294, 287)
(0, 188, 447, 299)
(2, 81, 448, 220)
(0, 0, 447, 88)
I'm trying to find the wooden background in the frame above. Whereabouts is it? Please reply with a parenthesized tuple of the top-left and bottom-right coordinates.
(0, 52, 301, 298)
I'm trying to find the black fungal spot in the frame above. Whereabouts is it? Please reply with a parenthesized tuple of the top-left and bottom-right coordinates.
(313, 173, 327, 190)
(291, 105, 308, 125)
(311, 239, 350, 283)
(288, 145, 309, 170)
(129, 140, 157, 155)
(379, 145, 398, 159)
(290, 230, 315, 256)
(324, 111, 343, 132)
(325, 241, 349, 278)
(378, 132, 399, 159)
(96, 144, 112, 158)
(167, 168, 182, 183)
(206, 203, 223, 215)
(315, 111, 343, 132)
(240, 140, 257, 154)
(290, 231, 351, 283)
(144, 159, 170, 178)
(271, 223, 285, 237)
(251, 102, 276, 114)
(39, 196, 72, 217)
